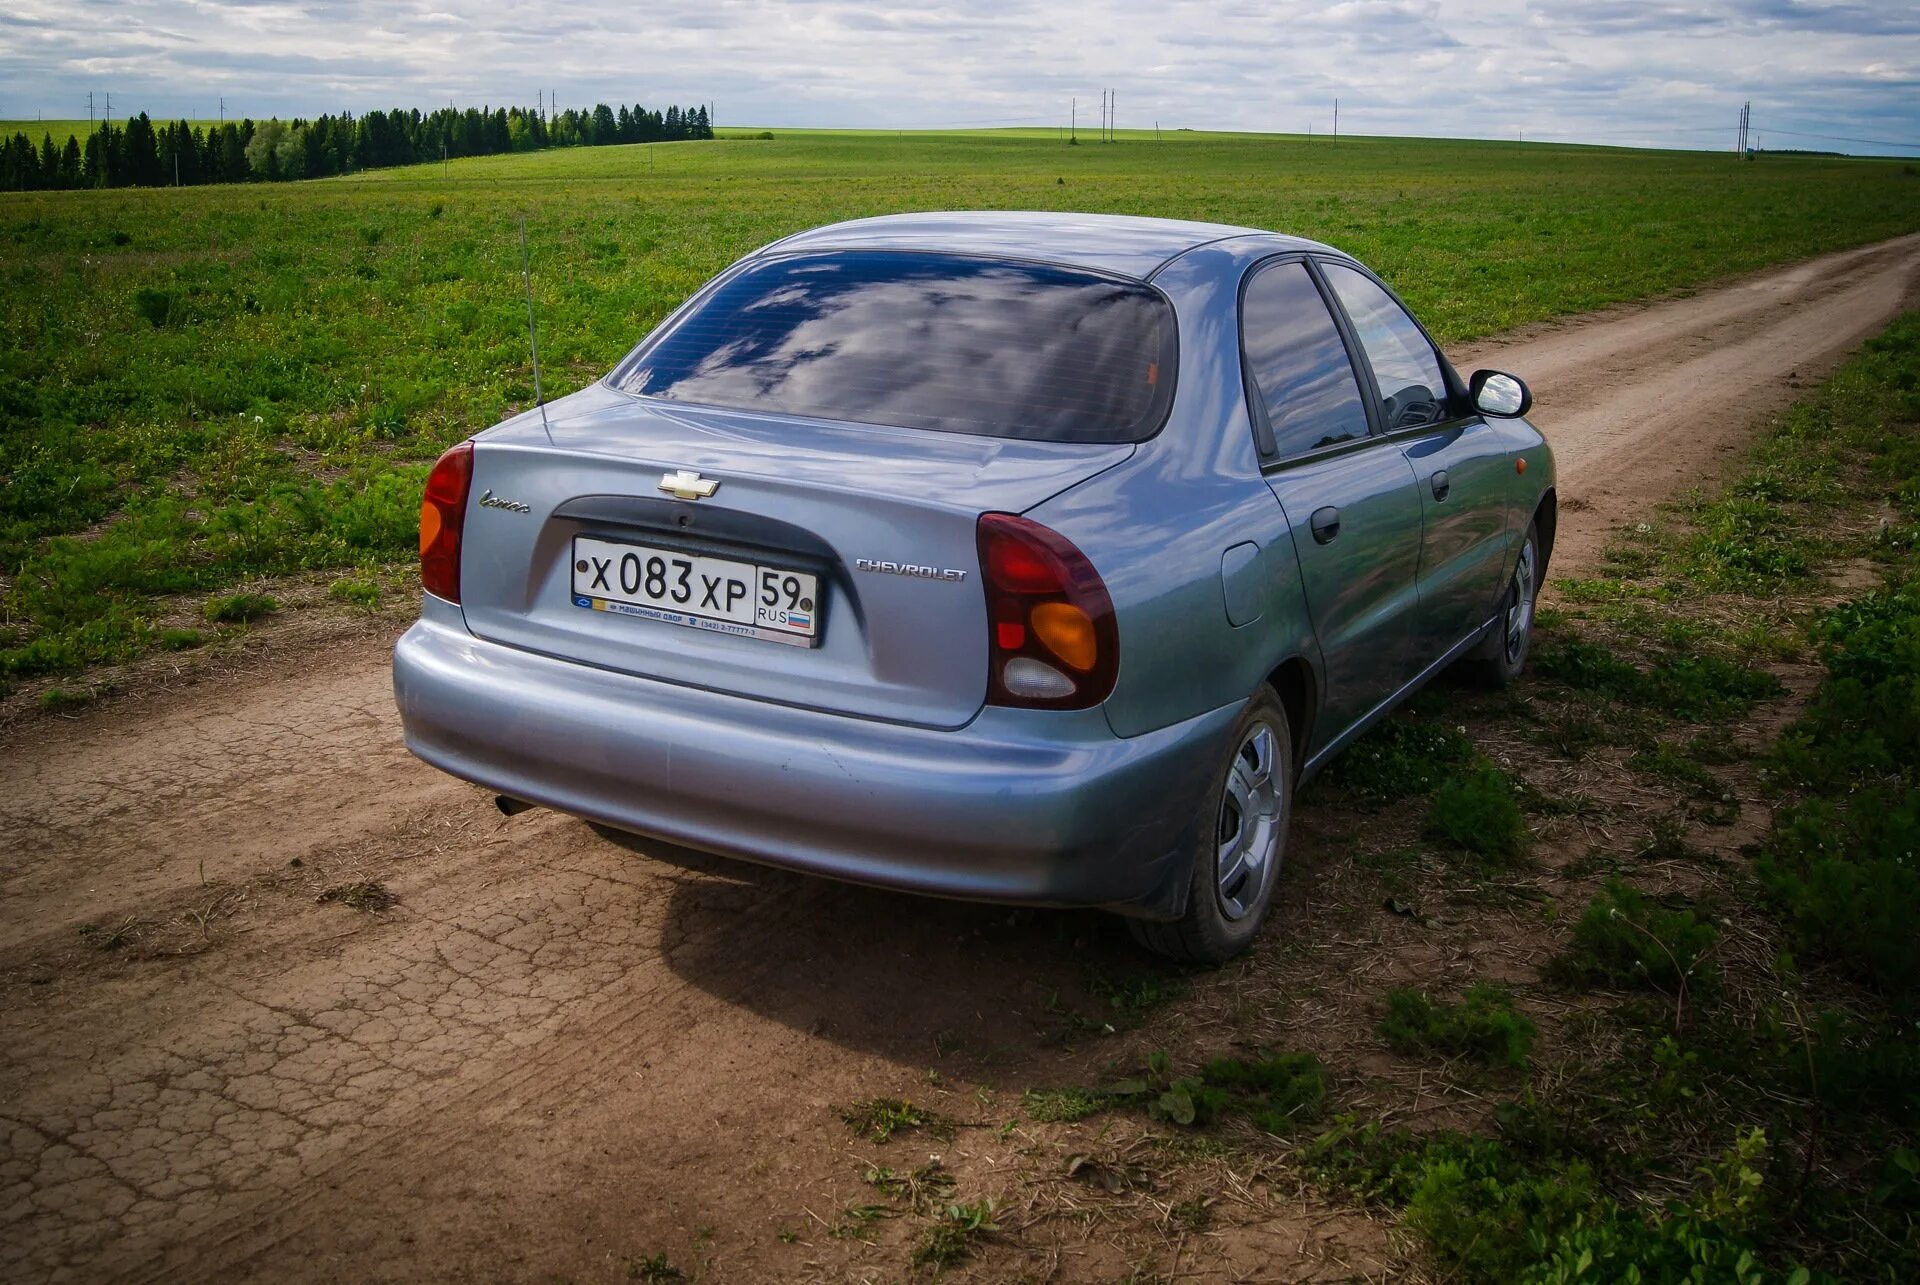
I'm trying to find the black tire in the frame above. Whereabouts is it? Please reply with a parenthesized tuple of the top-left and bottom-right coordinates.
(1462, 521, 1541, 689)
(1128, 687, 1293, 964)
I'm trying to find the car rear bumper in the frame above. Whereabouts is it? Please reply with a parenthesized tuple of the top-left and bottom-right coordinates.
(391, 598, 1236, 918)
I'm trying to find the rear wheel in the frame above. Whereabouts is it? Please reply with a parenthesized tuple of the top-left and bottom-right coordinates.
(1463, 521, 1540, 689)
(1129, 688, 1292, 963)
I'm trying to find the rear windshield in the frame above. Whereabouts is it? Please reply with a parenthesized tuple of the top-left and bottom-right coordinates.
(615, 250, 1177, 443)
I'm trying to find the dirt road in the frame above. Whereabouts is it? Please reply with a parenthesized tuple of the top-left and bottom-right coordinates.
(4, 234, 1918, 1282)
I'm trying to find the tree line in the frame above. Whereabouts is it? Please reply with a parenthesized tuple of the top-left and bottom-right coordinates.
(0, 102, 715, 192)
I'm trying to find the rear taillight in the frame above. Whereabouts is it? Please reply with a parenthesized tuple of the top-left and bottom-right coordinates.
(978, 512, 1118, 710)
(419, 441, 473, 602)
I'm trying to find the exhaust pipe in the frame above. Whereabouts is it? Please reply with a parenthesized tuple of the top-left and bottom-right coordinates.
(495, 795, 537, 817)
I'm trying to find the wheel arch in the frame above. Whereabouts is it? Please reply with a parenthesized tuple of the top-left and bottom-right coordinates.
(1533, 486, 1557, 580)
(1263, 654, 1316, 781)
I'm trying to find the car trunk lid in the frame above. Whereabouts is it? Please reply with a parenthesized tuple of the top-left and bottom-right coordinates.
(456, 385, 1133, 729)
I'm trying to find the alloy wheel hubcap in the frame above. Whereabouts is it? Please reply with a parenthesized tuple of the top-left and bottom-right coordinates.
(1216, 721, 1283, 921)
(1505, 539, 1537, 662)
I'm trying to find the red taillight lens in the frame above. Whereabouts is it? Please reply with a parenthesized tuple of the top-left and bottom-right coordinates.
(419, 441, 473, 602)
(977, 512, 1118, 710)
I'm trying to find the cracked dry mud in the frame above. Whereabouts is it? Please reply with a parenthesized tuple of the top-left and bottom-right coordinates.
(5, 233, 1919, 1281)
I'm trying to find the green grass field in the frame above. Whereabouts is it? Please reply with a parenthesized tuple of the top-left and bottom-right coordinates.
(1, 119, 224, 138)
(3, 128, 1918, 684)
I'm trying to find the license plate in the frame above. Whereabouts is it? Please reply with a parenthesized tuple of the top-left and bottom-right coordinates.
(570, 536, 821, 647)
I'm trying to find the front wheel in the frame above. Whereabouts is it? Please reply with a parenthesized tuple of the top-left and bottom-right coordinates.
(1128, 688, 1293, 964)
(1463, 521, 1541, 689)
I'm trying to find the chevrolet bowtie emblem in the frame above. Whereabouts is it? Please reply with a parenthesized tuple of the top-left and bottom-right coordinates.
(658, 469, 719, 501)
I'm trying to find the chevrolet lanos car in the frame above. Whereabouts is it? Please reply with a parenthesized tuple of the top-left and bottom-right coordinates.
(393, 212, 1555, 962)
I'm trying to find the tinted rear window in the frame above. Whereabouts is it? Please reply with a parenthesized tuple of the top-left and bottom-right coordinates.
(616, 250, 1176, 443)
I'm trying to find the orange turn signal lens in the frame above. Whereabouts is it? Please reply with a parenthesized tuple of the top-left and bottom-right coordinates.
(1030, 601, 1097, 671)
(419, 502, 444, 557)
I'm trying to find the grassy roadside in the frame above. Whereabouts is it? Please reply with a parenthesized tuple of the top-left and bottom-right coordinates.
(4, 134, 1918, 693)
(800, 316, 1920, 1279)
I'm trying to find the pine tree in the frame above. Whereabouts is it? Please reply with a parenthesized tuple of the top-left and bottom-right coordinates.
(123, 113, 160, 185)
(59, 135, 82, 187)
(221, 124, 247, 182)
(2, 134, 30, 190)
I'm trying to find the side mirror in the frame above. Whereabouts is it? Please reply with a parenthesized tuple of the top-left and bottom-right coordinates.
(1469, 369, 1532, 418)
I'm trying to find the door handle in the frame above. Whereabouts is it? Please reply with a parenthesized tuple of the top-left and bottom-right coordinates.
(1310, 505, 1342, 545)
(1430, 469, 1451, 501)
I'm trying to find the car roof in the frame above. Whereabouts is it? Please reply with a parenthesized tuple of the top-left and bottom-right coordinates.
(757, 211, 1338, 281)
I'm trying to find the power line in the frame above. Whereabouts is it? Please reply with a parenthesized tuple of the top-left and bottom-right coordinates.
(1755, 125, 1920, 149)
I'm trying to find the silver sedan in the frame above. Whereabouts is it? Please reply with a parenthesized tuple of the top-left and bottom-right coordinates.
(393, 212, 1555, 961)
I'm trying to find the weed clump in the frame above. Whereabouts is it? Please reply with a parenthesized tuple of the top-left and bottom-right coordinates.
(39, 686, 92, 711)
(1553, 880, 1718, 994)
(1302, 1117, 1790, 1282)
(158, 627, 204, 650)
(1022, 1086, 1107, 1123)
(1326, 717, 1475, 803)
(839, 1097, 952, 1144)
(1380, 984, 1536, 1069)
(1426, 762, 1529, 864)
(863, 1160, 955, 1210)
(911, 1198, 997, 1268)
(1683, 493, 1817, 588)
(623, 1254, 683, 1282)
(1103, 1049, 1328, 1135)
(203, 592, 278, 624)
(327, 576, 381, 608)
(131, 286, 173, 327)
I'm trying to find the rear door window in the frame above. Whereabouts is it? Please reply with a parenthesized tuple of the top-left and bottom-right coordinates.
(1319, 262, 1451, 430)
(1240, 260, 1371, 460)
(616, 250, 1177, 443)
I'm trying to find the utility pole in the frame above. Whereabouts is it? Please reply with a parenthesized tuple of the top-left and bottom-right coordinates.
(1110, 89, 1116, 141)
(1333, 97, 1339, 147)
(219, 95, 224, 127)
(1737, 101, 1751, 157)
(1070, 97, 1076, 143)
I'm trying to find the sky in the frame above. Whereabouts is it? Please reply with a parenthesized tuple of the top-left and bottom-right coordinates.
(2, 1, 1917, 154)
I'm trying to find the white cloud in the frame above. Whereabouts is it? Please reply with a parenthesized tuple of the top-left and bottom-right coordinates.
(0, 0, 1913, 153)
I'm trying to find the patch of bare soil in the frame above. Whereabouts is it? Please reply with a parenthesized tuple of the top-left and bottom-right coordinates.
(3, 234, 1917, 1281)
